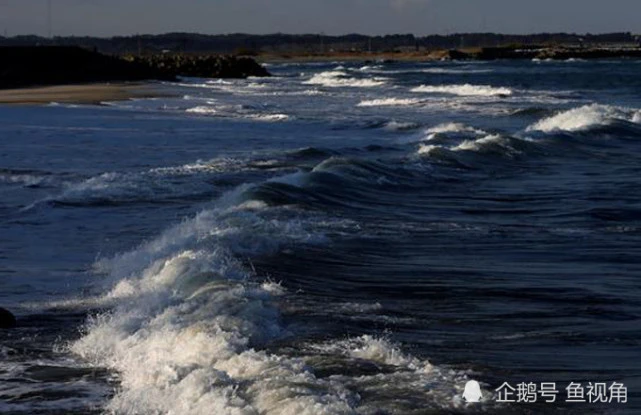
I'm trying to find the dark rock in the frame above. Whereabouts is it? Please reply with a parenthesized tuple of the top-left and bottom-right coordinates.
(0, 46, 175, 89)
(128, 54, 271, 79)
(446, 49, 472, 60)
(0, 46, 270, 90)
(0, 307, 16, 328)
(474, 47, 538, 60)
(534, 47, 641, 60)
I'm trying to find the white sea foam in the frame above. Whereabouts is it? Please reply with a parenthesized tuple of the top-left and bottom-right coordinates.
(384, 120, 420, 131)
(299, 89, 325, 96)
(304, 70, 386, 88)
(246, 82, 269, 89)
(310, 335, 430, 371)
(417, 144, 443, 155)
(357, 66, 492, 75)
(186, 106, 290, 122)
(418, 123, 488, 144)
(455, 134, 534, 160)
(206, 79, 234, 85)
(304, 335, 476, 412)
(453, 134, 515, 153)
(418, 68, 493, 74)
(411, 84, 513, 97)
(186, 105, 218, 115)
(426, 122, 485, 136)
(527, 104, 641, 133)
(248, 113, 290, 122)
(419, 134, 524, 158)
(357, 98, 422, 107)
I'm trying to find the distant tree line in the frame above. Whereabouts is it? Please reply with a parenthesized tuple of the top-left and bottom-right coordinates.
(0, 32, 638, 55)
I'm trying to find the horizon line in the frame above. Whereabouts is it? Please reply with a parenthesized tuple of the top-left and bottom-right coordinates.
(1, 31, 640, 40)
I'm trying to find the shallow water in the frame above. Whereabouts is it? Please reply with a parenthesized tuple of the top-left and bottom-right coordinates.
(1, 59, 640, 414)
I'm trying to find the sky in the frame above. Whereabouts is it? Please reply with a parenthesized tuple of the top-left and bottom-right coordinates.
(0, 0, 639, 37)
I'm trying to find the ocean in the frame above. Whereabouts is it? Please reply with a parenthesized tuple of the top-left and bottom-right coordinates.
(1, 59, 640, 414)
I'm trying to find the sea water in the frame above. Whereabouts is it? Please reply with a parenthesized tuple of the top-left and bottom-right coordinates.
(1, 59, 641, 414)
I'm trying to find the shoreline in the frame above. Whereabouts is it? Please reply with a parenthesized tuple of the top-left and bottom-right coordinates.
(0, 83, 168, 105)
(256, 46, 641, 63)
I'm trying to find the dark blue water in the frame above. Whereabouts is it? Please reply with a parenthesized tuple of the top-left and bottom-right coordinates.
(1, 59, 640, 414)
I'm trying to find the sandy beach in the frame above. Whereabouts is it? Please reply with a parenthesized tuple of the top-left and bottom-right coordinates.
(0, 83, 165, 105)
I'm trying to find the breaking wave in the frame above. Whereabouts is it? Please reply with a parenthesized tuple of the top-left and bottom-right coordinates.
(304, 71, 386, 88)
(419, 133, 538, 161)
(68, 178, 475, 414)
(425, 122, 486, 137)
(527, 104, 641, 133)
(383, 120, 421, 131)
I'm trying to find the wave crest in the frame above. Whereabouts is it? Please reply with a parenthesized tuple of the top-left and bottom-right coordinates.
(527, 104, 641, 133)
(304, 71, 386, 88)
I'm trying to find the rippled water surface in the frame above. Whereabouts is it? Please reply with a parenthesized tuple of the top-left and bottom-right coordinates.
(1, 60, 641, 414)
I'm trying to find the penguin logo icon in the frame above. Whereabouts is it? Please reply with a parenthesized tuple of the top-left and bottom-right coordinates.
(463, 380, 483, 403)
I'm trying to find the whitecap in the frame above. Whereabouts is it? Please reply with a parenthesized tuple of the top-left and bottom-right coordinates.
(451, 134, 526, 158)
(304, 71, 386, 88)
(383, 120, 420, 131)
(411, 84, 513, 97)
(248, 113, 290, 122)
(527, 104, 641, 133)
(357, 98, 422, 107)
(426, 122, 485, 136)
(186, 105, 218, 115)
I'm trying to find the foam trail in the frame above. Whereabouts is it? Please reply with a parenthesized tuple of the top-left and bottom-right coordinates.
(426, 122, 486, 136)
(357, 98, 423, 107)
(186, 105, 290, 122)
(411, 84, 513, 97)
(187, 106, 218, 115)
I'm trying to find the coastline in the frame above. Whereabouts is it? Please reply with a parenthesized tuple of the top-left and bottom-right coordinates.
(0, 83, 168, 105)
(256, 46, 641, 63)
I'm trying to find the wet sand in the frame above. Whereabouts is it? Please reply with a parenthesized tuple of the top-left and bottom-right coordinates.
(0, 83, 166, 105)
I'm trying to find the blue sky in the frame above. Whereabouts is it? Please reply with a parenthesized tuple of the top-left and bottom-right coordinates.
(0, 0, 639, 37)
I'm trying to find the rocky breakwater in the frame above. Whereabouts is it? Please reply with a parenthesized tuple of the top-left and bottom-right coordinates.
(0, 47, 270, 89)
(430, 46, 641, 61)
(0, 46, 174, 89)
(533, 47, 641, 60)
(127, 54, 271, 79)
